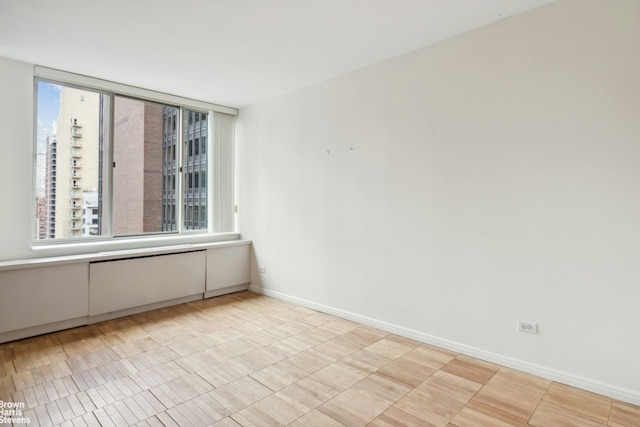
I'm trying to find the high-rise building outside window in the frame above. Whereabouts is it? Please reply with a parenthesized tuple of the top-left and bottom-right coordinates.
(36, 83, 105, 239)
(182, 110, 208, 231)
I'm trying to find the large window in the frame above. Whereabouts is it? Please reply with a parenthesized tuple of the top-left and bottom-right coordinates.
(34, 69, 236, 243)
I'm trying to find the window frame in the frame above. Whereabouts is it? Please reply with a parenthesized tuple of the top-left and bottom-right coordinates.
(32, 66, 238, 250)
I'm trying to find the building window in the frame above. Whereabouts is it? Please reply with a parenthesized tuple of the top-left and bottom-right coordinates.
(34, 69, 235, 243)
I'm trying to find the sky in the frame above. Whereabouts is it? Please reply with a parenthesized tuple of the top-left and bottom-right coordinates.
(36, 81, 61, 154)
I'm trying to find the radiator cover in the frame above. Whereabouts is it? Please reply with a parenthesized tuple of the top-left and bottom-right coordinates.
(89, 250, 206, 316)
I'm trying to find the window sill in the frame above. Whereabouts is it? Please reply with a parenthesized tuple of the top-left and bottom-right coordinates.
(1, 233, 248, 271)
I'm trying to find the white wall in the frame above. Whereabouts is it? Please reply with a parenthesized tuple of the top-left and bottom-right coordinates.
(239, 0, 640, 403)
(0, 57, 34, 261)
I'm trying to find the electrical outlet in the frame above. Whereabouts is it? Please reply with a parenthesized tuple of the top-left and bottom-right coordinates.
(258, 266, 266, 273)
(517, 320, 538, 334)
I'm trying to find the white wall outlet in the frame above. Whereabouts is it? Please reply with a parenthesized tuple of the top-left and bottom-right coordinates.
(517, 320, 538, 334)
(258, 266, 266, 273)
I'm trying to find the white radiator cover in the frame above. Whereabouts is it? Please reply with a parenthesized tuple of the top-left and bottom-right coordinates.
(0, 241, 250, 342)
(89, 250, 206, 316)
(207, 245, 250, 291)
(0, 263, 88, 333)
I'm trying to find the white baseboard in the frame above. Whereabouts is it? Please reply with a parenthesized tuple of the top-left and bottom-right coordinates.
(0, 317, 88, 344)
(205, 283, 249, 299)
(88, 294, 204, 324)
(248, 285, 640, 406)
(0, 286, 249, 344)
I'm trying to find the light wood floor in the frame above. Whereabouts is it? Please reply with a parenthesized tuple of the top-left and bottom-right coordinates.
(0, 291, 638, 427)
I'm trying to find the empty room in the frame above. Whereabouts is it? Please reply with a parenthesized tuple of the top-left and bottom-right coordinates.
(0, 0, 639, 425)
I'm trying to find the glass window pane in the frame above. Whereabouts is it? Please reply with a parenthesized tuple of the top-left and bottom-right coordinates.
(113, 96, 178, 235)
(35, 80, 108, 240)
(183, 109, 208, 230)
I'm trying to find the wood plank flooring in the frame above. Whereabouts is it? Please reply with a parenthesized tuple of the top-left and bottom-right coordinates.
(0, 291, 638, 426)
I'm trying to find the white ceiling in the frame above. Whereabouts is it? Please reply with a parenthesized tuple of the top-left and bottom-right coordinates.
(0, 0, 553, 109)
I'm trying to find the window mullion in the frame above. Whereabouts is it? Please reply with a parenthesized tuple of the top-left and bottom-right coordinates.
(104, 91, 115, 238)
(207, 111, 214, 233)
(176, 107, 184, 233)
